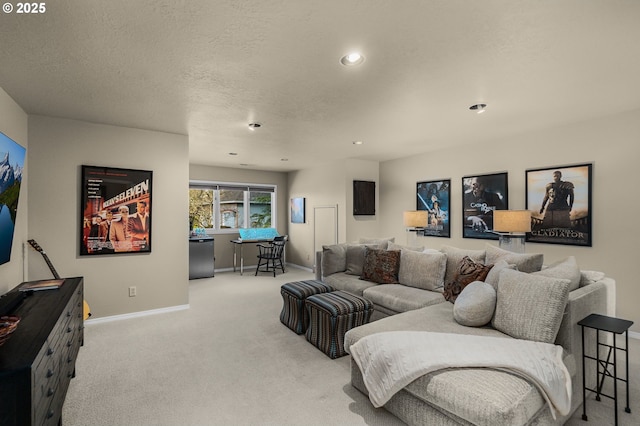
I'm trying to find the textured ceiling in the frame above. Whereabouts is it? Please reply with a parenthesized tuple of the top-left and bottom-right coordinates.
(1, 1, 639, 171)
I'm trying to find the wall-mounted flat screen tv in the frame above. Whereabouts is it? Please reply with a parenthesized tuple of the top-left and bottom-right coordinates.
(0, 131, 26, 266)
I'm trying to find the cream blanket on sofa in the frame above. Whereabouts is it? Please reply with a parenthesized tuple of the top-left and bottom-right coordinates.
(348, 331, 572, 419)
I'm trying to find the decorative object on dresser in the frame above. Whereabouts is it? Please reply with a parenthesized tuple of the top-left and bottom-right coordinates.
(0, 277, 84, 426)
(493, 210, 531, 253)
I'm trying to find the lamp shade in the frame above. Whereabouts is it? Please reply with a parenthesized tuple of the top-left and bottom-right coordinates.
(493, 210, 531, 233)
(403, 210, 427, 228)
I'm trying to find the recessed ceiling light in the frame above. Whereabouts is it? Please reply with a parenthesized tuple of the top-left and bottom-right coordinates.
(340, 52, 365, 66)
(352, 140, 363, 145)
(229, 152, 238, 156)
(469, 104, 487, 114)
(281, 158, 288, 161)
(248, 122, 262, 130)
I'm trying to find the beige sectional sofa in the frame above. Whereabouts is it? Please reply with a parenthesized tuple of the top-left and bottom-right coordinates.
(315, 238, 612, 426)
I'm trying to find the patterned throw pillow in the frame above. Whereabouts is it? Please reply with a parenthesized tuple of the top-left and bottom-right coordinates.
(443, 256, 493, 303)
(360, 248, 401, 284)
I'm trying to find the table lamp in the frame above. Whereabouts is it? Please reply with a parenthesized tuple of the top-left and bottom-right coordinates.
(493, 210, 531, 253)
(403, 210, 427, 245)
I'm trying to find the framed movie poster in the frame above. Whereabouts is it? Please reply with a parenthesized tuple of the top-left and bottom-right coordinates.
(462, 172, 508, 239)
(291, 197, 305, 223)
(525, 163, 592, 246)
(80, 165, 152, 255)
(416, 179, 450, 237)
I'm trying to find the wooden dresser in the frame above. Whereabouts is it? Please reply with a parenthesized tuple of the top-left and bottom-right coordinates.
(0, 277, 84, 426)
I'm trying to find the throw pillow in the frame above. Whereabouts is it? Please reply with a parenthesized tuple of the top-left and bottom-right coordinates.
(440, 246, 486, 285)
(358, 237, 395, 250)
(345, 244, 368, 276)
(533, 256, 581, 292)
(361, 248, 401, 284)
(443, 256, 493, 303)
(484, 259, 516, 290)
(453, 281, 497, 327)
(398, 250, 447, 291)
(492, 269, 570, 343)
(484, 243, 544, 273)
(388, 242, 424, 252)
(321, 244, 347, 277)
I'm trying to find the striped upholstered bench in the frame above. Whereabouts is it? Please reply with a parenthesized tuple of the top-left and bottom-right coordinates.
(305, 291, 373, 359)
(280, 280, 334, 334)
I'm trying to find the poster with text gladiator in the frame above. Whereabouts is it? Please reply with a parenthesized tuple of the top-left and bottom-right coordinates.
(525, 163, 592, 247)
(80, 165, 153, 255)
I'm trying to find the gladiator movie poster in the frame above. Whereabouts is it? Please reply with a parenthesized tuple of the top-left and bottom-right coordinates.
(526, 164, 592, 247)
(80, 165, 153, 255)
(416, 179, 450, 238)
(462, 172, 508, 240)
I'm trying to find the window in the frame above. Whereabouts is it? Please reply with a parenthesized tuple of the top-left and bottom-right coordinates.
(189, 182, 276, 232)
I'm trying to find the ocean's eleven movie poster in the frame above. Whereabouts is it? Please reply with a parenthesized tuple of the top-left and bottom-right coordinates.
(80, 165, 153, 255)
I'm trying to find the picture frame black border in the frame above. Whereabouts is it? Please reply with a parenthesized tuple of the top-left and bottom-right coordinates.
(525, 163, 593, 247)
(416, 179, 451, 238)
(80, 165, 153, 256)
(461, 172, 509, 240)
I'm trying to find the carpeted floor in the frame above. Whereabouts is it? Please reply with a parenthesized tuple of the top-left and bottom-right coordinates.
(63, 267, 639, 425)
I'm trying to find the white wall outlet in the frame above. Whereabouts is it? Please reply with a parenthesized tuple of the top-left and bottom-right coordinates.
(129, 286, 137, 297)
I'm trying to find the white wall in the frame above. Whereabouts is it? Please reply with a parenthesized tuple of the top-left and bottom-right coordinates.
(28, 116, 189, 318)
(379, 109, 640, 333)
(0, 88, 28, 293)
(286, 159, 380, 269)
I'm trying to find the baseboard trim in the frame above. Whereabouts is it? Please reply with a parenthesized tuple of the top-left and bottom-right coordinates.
(85, 304, 190, 325)
(629, 330, 640, 340)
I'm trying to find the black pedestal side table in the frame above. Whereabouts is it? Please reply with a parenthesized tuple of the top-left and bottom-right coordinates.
(578, 313, 633, 425)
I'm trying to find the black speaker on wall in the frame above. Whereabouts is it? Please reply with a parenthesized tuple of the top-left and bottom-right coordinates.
(353, 180, 376, 215)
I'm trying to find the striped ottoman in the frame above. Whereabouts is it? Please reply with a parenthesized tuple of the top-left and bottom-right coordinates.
(305, 291, 373, 359)
(280, 280, 334, 334)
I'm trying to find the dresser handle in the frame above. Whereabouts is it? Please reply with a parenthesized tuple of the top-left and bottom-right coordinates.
(47, 388, 54, 397)
(47, 347, 54, 356)
(46, 369, 54, 378)
(67, 310, 72, 317)
(67, 326, 73, 333)
(67, 340, 72, 347)
(47, 409, 54, 419)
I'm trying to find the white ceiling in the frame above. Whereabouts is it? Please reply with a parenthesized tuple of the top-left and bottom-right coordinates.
(1, 1, 639, 172)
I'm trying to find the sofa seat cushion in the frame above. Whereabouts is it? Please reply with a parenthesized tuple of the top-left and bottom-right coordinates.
(324, 272, 377, 296)
(345, 302, 509, 351)
(403, 367, 545, 426)
(362, 284, 445, 314)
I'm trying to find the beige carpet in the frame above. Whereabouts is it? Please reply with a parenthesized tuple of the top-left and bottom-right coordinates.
(63, 267, 639, 425)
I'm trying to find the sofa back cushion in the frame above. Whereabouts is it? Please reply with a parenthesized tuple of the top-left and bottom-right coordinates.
(321, 244, 347, 277)
(345, 244, 378, 275)
(441, 246, 486, 285)
(492, 269, 570, 343)
(361, 248, 401, 284)
(388, 242, 424, 252)
(398, 250, 447, 291)
(358, 237, 395, 249)
(533, 256, 581, 292)
(485, 243, 543, 273)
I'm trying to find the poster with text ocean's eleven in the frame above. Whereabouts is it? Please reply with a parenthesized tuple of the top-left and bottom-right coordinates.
(80, 165, 153, 255)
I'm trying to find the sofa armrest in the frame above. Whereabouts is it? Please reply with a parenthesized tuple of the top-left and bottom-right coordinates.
(555, 280, 608, 356)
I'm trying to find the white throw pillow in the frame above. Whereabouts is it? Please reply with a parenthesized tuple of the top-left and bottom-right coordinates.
(484, 259, 516, 289)
(453, 281, 497, 327)
(492, 269, 570, 343)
